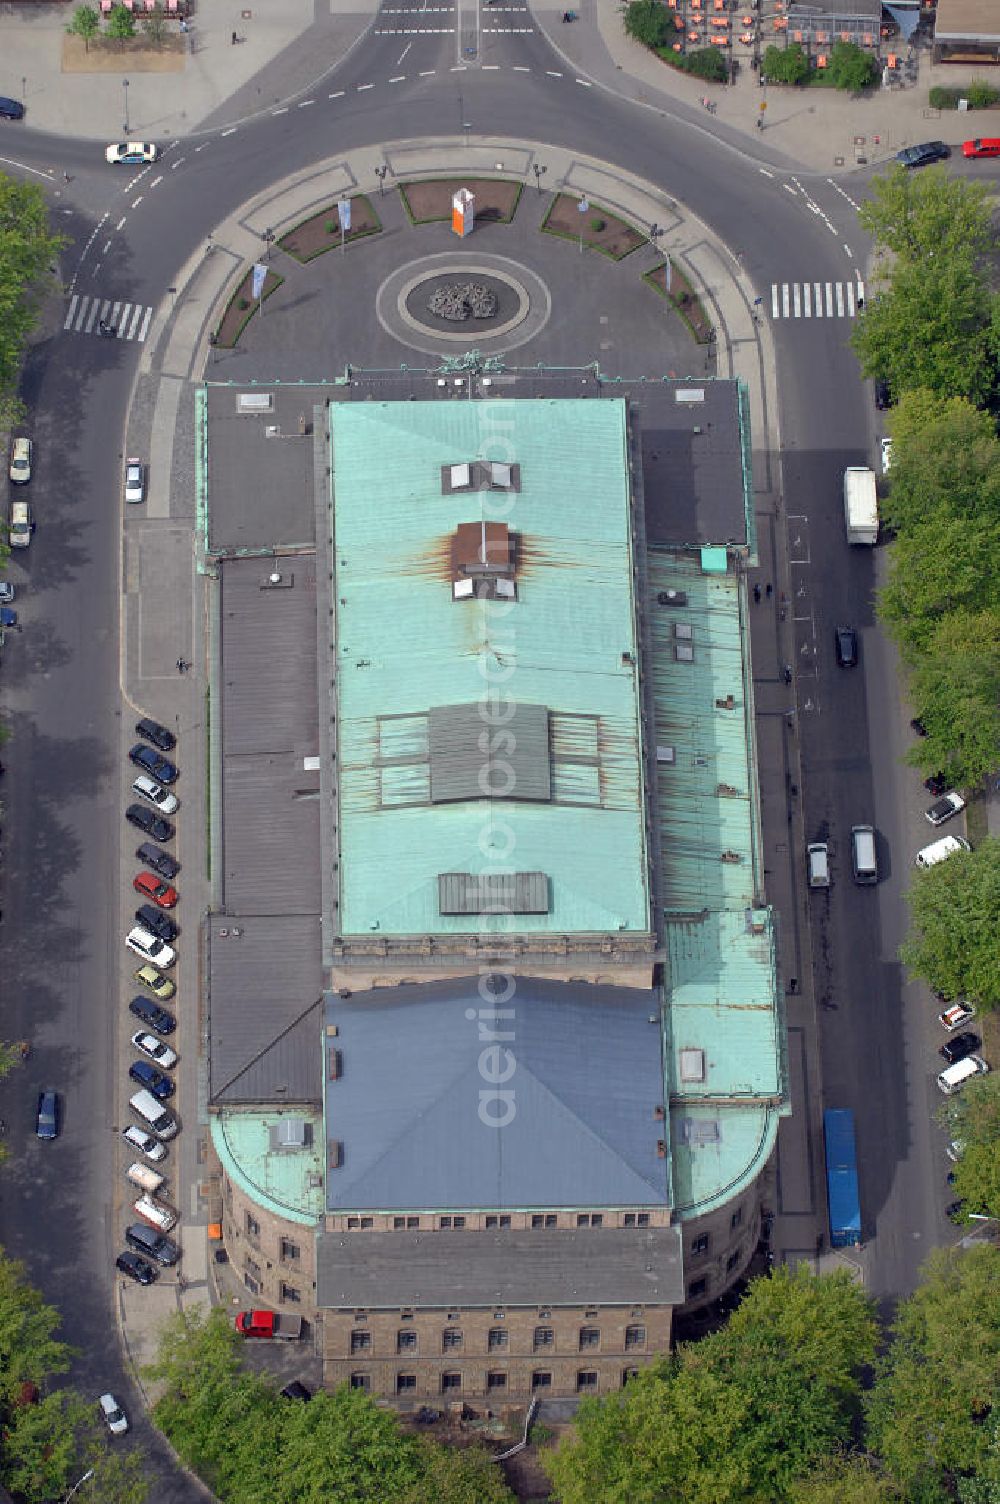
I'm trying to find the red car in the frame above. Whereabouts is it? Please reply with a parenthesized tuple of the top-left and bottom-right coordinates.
(963, 138, 1000, 158)
(133, 871, 178, 908)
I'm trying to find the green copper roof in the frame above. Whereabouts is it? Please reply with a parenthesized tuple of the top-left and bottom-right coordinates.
(330, 399, 651, 939)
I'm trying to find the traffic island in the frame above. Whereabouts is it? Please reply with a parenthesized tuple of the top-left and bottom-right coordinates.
(541, 195, 645, 260)
(399, 178, 523, 224)
(278, 196, 382, 262)
(644, 260, 714, 343)
(214, 267, 284, 348)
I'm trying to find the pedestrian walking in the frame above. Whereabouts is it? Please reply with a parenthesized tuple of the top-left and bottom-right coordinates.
(765, 582, 772, 598)
(753, 583, 761, 603)
(176, 658, 189, 674)
(231, 29, 238, 44)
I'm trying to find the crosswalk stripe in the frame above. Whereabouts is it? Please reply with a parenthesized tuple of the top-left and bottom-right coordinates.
(767, 281, 865, 320)
(137, 307, 153, 343)
(845, 284, 854, 317)
(814, 281, 822, 316)
(64, 294, 79, 331)
(781, 284, 788, 318)
(825, 283, 833, 317)
(803, 283, 811, 317)
(835, 284, 844, 317)
(84, 299, 100, 333)
(771, 284, 779, 319)
(856, 279, 865, 308)
(64, 293, 155, 341)
(126, 304, 144, 340)
(792, 283, 801, 318)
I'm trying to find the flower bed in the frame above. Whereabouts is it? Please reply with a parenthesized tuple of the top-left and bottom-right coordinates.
(541, 195, 644, 260)
(278, 195, 381, 262)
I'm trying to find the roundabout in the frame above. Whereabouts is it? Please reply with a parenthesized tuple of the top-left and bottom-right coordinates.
(385, 253, 547, 353)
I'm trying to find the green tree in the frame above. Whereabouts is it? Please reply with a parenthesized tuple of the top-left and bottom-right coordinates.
(866, 1245, 1000, 1499)
(901, 836, 1000, 1008)
(80, 1450, 151, 1504)
(142, 8, 167, 46)
(938, 1073, 1000, 1220)
(623, 0, 672, 49)
(400, 1441, 516, 1504)
(904, 609, 1000, 787)
(789, 1452, 904, 1503)
(763, 42, 811, 84)
(0, 176, 66, 404)
(0, 1390, 95, 1504)
(826, 40, 878, 90)
(66, 3, 101, 50)
(858, 166, 993, 265)
(880, 391, 1000, 539)
(106, 3, 136, 44)
(0, 1251, 74, 1402)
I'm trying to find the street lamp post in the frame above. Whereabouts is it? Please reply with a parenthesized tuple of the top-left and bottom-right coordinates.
(208, 332, 218, 365)
(62, 1470, 94, 1503)
(375, 164, 387, 197)
(261, 226, 275, 262)
(532, 163, 547, 196)
(122, 77, 129, 135)
(21, 75, 26, 105)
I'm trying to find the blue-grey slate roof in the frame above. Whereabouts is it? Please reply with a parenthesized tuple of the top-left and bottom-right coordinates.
(325, 978, 668, 1211)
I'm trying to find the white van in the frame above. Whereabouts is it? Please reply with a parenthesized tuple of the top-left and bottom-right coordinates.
(133, 1193, 177, 1232)
(125, 1161, 165, 1196)
(937, 1055, 989, 1095)
(915, 834, 971, 870)
(851, 825, 878, 885)
(129, 1088, 178, 1140)
(807, 842, 830, 888)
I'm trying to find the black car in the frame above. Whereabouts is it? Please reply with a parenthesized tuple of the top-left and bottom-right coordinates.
(128, 996, 176, 1035)
(874, 377, 892, 411)
(129, 743, 178, 784)
(128, 1060, 175, 1099)
(939, 1031, 981, 1065)
(125, 1223, 180, 1266)
(136, 717, 176, 752)
(279, 1381, 312, 1402)
(924, 773, 949, 796)
(834, 626, 858, 668)
(126, 804, 174, 843)
(35, 1090, 58, 1141)
(135, 905, 178, 944)
(116, 1251, 157, 1285)
(136, 842, 179, 879)
(896, 140, 950, 169)
(910, 718, 928, 737)
(0, 97, 25, 121)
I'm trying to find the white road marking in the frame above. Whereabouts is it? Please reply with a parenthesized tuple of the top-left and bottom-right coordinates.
(170, 158, 184, 168)
(64, 295, 79, 331)
(792, 283, 800, 317)
(358, 82, 374, 89)
(803, 283, 811, 317)
(271, 106, 289, 115)
(330, 89, 345, 97)
(483, 63, 500, 69)
(781, 284, 789, 318)
(137, 307, 153, 343)
(221, 127, 237, 137)
(512, 63, 530, 69)
(298, 99, 315, 107)
(116, 217, 127, 231)
(419, 68, 436, 74)
(771, 284, 779, 319)
(131, 196, 143, 208)
(575, 77, 591, 86)
(546, 69, 562, 76)
(389, 74, 406, 81)
(396, 40, 412, 61)
(149, 175, 163, 188)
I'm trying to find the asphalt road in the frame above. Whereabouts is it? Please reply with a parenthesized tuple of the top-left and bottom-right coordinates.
(0, 4, 979, 1491)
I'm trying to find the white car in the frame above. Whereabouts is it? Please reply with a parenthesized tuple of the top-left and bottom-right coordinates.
(105, 141, 158, 165)
(939, 1001, 976, 1032)
(124, 458, 146, 505)
(131, 775, 178, 816)
(925, 791, 966, 826)
(125, 926, 176, 969)
(9, 499, 31, 549)
(131, 1031, 177, 1069)
(0, 582, 13, 604)
(122, 1123, 167, 1162)
(9, 436, 31, 484)
(99, 1393, 128, 1436)
(880, 436, 893, 475)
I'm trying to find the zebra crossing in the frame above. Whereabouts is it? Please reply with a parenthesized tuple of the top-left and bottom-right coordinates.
(374, 3, 530, 31)
(63, 293, 154, 343)
(770, 281, 865, 320)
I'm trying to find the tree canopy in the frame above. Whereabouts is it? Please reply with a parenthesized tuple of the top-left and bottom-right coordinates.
(0, 174, 65, 426)
(901, 836, 1000, 1009)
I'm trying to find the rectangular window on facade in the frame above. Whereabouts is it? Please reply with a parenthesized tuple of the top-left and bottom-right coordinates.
(622, 1367, 639, 1385)
(280, 1284, 301, 1304)
(499, 1215, 511, 1228)
(487, 1372, 507, 1390)
(577, 1371, 598, 1391)
(533, 1327, 554, 1350)
(441, 1373, 462, 1391)
(407, 1216, 420, 1229)
(488, 1328, 508, 1350)
(531, 1214, 544, 1228)
(538, 1308, 551, 1319)
(393, 1217, 405, 1229)
(624, 1213, 636, 1227)
(532, 1371, 552, 1389)
(579, 1327, 600, 1350)
(545, 1214, 557, 1227)
(280, 1238, 300, 1261)
(625, 1325, 646, 1350)
(245, 1213, 260, 1239)
(397, 1330, 417, 1352)
(591, 1213, 603, 1227)
(243, 1272, 259, 1296)
(691, 1233, 710, 1256)
(360, 1216, 374, 1229)
(350, 1374, 370, 1391)
(637, 1213, 650, 1227)
(442, 1328, 463, 1351)
(688, 1277, 708, 1300)
(727, 1249, 742, 1272)
(440, 1216, 452, 1229)
(486, 1216, 498, 1228)
(396, 1374, 416, 1393)
(351, 1331, 372, 1353)
(576, 1213, 589, 1227)
(245, 1257, 261, 1281)
(453, 1216, 466, 1228)
(731, 1207, 743, 1230)
(347, 1217, 360, 1230)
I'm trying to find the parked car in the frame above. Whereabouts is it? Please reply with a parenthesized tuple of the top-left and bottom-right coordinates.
(0, 606, 16, 627)
(0, 582, 13, 604)
(896, 140, 950, 168)
(129, 745, 178, 784)
(9, 436, 31, 484)
(280, 1381, 312, 1402)
(124, 458, 145, 505)
(963, 137, 1000, 158)
(135, 717, 176, 752)
(99, 1394, 128, 1436)
(0, 97, 25, 121)
(910, 717, 928, 737)
(9, 499, 32, 549)
(35, 1090, 58, 1141)
(122, 1123, 168, 1161)
(946, 1139, 965, 1162)
(125, 804, 174, 843)
(925, 791, 966, 826)
(134, 904, 178, 944)
(115, 1251, 157, 1285)
(835, 626, 858, 668)
(136, 841, 179, 878)
(131, 774, 178, 815)
(125, 926, 176, 968)
(131, 1031, 177, 1069)
(940, 1031, 982, 1065)
(874, 377, 892, 411)
(132, 964, 176, 1001)
(124, 1223, 180, 1266)
(939, 1001, 976, 1032)
(924, 773, 949, 796)
(105, 141, 158, 165)
(128, 1060, 175, 1100)
(134, 871, 178, 908)
(880, 436, 893, 475)
(128, 995, 176, 1035)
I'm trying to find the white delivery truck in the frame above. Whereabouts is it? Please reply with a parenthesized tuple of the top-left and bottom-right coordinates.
(844, 467, 878, 545)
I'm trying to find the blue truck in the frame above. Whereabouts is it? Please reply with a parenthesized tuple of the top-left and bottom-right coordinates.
(823, 1108, 862, 1248)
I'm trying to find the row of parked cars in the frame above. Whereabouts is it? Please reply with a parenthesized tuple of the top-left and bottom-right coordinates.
(116, 716, 185, 1289)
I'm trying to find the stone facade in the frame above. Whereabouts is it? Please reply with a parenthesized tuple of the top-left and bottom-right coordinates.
(223, 1172, 317, 1310)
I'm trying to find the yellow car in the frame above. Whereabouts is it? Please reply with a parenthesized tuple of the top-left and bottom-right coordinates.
(133, 964, 176, 1001)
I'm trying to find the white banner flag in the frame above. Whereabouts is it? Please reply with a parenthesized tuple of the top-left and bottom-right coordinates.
(338, 197, 352, 232)
(251, 262, 267, 300)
